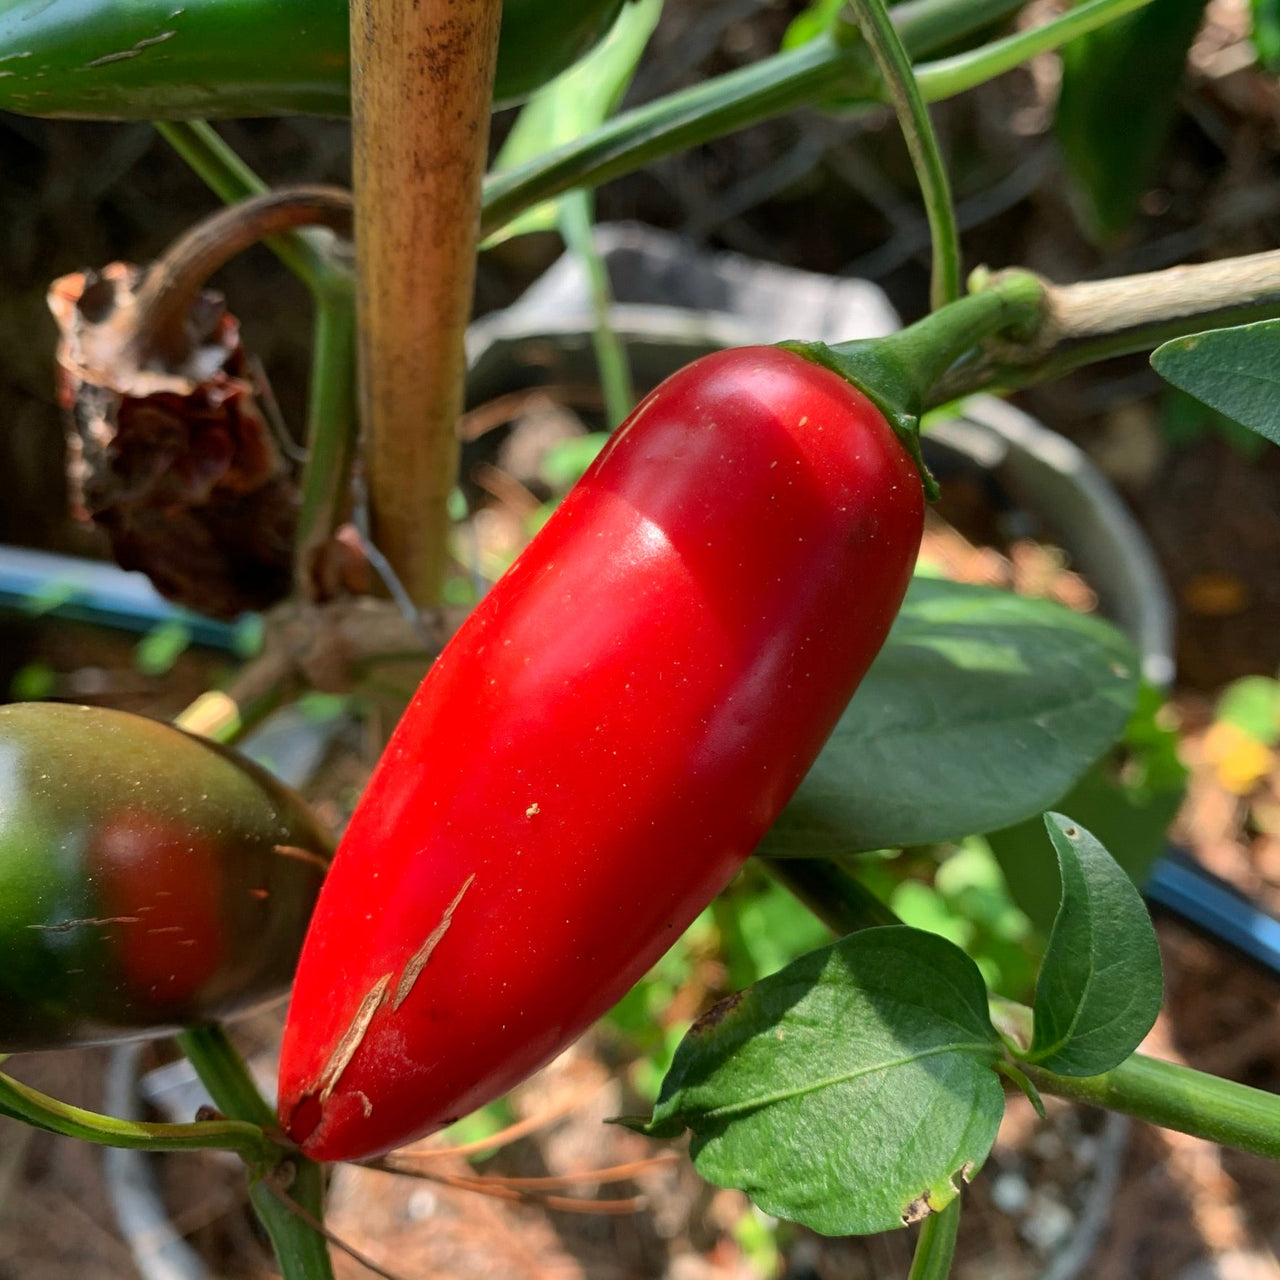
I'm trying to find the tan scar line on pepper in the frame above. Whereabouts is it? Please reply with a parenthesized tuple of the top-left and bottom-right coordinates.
(393, 874, 477, 1011)
(313, 874, 477, 1103)
(317, 973, 392, 1103)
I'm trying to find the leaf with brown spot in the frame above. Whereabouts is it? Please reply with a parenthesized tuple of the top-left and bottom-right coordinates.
(639, 928, 1004, 1236)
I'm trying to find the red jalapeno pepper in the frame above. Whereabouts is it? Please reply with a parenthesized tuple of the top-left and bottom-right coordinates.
(277, 346, 925, 1162)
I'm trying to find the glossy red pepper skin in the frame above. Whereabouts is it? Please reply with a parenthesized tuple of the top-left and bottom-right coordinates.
(277, 346, 924, 1162)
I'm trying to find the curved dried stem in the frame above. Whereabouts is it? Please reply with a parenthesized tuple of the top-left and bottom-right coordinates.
(131, 187, 354, 368)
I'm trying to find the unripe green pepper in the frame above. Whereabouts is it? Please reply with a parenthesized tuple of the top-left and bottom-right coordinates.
(0, 0, 626, 119)
(0, 702, 331, 1051)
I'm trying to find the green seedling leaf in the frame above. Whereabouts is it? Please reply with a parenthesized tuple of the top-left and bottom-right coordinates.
(1056, 0, 1209, 241)
(761, 579, 1138, 857)
(1025, 814, 1163, 1076)
(486, 0, 662, 245)
(1152, 321, 1280, 448)
(638, 927, 1005, 1236)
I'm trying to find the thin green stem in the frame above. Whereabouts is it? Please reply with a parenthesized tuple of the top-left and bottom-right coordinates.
(177, 1025, 335, 1280)
(480, 0, 1151, 238)
(1024, 1056, 1280, 1164)
(157, 123, 361, 606)
(295, 267, 360, 587)
(908, 1195, 961, 1280)
(832, 267, 1044, 405)
(0, 1063, 277, 1165)
(558, 190, 634, 428)
(891, 0, 1026, 58)
(156, 121, 336, 293)
(482, 35, 866, 237)
(174, 1025, 277, 1128)
(850, 0, 960, 308)
(762, 857, 900, 933)
(916, 0, 1156, 103)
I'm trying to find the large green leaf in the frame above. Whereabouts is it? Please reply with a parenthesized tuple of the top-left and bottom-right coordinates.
(640, 928, 1005, 1236)
(760, 578, 1138, 857)
(1025, 815, 1163, 1076)
(1056, 0, 1209, 241)
(1152, 321, 1280, 448)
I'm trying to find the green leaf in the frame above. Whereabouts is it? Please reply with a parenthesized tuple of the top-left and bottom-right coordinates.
(640, 927, 1005, 1236)
(760, 578, 1138, 857)
(1160, 385, 1269, 462)
(1056, 0, 1209, 240)
(1025, 814, 1163, 1076)
(1152, 320, 1280, 448)
(486, 0, 662, 245)
(988, 681, 1186, 930)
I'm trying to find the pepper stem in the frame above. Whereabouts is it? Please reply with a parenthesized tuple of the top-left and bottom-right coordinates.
(783, 270, 1045, 495)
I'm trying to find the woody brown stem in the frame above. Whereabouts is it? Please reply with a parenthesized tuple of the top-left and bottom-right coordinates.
(351, 0, 503, 608)
(131, 186, 354, 368)
(931, 249, 1280, 401)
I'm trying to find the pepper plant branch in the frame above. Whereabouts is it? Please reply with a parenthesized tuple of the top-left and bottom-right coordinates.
(558, 190, 635, 427)
(931, 249, 1280, 400)
(351, 0, 502, 608)
(176, 1026, 335, 1280)
(1023, 1058, 1280, 1164)
(907, 1195, 961, 1280)
(480, 0, 1150, 237)
(761, 856, 901, 931)
(913, 0, 1156, 102)
(0, 1064, 279, 1164)
(849, 0, 960, 309)
(479, 0, 1022, 239)
(481, 36, 863, 237)
(295, 266, 360, 593)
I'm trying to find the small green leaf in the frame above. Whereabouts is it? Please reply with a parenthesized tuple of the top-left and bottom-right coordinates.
(760, 578, 1138, 856)
(1056, 0, 1209, 240)
(1152, 321, 1280, 448)
(642, 927, 1005, 1236)
(1026, 814, 1163, 1076)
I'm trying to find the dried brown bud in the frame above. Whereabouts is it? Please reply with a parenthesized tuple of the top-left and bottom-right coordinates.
(48, 264, 298, 620)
